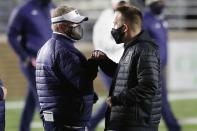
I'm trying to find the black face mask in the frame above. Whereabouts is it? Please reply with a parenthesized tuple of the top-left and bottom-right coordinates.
(39, 0, 51, 6)
(111, 25, 125, 44)
(150, 2, 164, 15)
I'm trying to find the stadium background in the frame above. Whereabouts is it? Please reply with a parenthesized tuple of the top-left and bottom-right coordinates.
(0, 0, 197, 130)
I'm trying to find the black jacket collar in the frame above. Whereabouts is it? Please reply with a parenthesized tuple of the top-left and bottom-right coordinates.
(124, 30, 158, 50)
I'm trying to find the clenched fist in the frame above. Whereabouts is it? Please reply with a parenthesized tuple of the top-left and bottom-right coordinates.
(90, 50, 108, 60)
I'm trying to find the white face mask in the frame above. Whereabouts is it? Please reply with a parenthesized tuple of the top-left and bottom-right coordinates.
(69, 24, 83, 40)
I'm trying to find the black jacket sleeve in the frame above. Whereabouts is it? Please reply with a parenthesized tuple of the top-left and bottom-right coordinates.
(111, 49, 160, 105)
(99, 58, 118, 78)
(87, 59, 98, 80)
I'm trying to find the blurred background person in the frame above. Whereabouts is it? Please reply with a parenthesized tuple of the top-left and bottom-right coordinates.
(89, 0, 129, 130)
(129, 0, 145, 11)
(7, 0, 55, 131)
(0, 79, 7, 131)
(143, 0, 181, 131)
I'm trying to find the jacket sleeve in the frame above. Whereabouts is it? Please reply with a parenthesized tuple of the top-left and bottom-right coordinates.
(0, 80, 4, 101)
(99, 58, 118, 78)
(7, 8, 28, 61)
(87, 59, 98, 80)
(56, 49, 93, 92)
(111, 49, 160, 105)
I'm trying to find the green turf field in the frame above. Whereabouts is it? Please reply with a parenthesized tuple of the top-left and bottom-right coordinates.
(5, 99, 197, 131)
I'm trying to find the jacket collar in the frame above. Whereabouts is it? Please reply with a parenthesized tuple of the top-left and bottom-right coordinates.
(124, 30, 158, 49)
(52, 32, 75, 47)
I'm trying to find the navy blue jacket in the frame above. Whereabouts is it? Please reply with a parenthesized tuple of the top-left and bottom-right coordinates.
(36, 33, 97, 126)
(7, 0, 55, 61)
(0, 80, 4, 101)
(143, 10, 168, 68)
(0, 80, 5, 131)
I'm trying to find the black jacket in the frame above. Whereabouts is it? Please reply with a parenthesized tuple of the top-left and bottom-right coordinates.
(100, 31, 161, 131)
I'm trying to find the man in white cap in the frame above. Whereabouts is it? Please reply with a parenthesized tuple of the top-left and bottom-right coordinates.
(36, 5, 98, 131)
(89, 0, 129, 131)
(143, 0, 181, 131)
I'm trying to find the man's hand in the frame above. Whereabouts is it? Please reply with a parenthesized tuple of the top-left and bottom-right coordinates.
(1, 86, 7, 100)
(24, 57, 36, 67)
(31, 58, 36, 67)
(106, 97, 112, 108)
(90, 50, 108, 60)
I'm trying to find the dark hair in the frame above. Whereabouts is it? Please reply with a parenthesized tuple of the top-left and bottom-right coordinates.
(115, 5, 142, 30)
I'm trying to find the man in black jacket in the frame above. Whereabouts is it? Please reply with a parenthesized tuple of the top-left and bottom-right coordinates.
(91, 5, 161, 131)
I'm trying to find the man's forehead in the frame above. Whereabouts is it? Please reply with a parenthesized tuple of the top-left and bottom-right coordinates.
(114, 11, 122, 18)
(113, 11, 122, 22)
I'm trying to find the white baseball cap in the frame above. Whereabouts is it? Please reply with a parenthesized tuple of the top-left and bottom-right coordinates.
(146, 0, 161, 5)
(51, 9, 88, 24)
